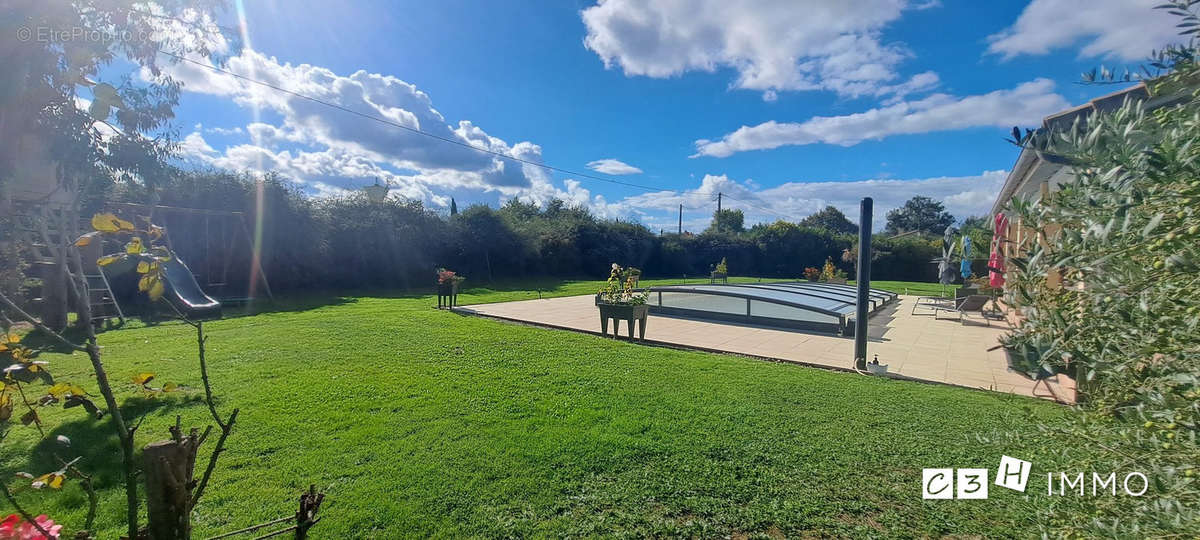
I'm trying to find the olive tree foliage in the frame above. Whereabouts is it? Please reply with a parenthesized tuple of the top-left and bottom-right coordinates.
(1001, 5, 1200, 535)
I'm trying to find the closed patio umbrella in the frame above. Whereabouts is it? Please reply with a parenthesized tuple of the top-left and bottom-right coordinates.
(938, 226, 957, 285)
(960, 235, 973, 280)
(989, 213, 1009, 289)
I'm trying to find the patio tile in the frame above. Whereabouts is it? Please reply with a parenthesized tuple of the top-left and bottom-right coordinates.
(455, 293, 1069, 402)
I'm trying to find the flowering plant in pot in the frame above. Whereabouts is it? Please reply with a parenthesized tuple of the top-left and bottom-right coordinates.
(596, 264, 649, 339)
(710, 257, 728, 283)
(436, 268, 465, 290)
(436, 268, 465, 308)
(597, 264, 647, 306)
(803, 267, 821, 281)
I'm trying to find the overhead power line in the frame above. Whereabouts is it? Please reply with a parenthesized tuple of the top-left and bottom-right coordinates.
(719, 192, 792, 221)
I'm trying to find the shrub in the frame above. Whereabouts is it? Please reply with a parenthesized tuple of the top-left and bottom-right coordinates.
(819, 257, 845, 282)
(1001, 15, 1200, 535)
(90, 168, 941, 296)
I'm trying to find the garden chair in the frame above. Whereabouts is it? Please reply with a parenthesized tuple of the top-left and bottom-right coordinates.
(911, 295, 953, 315)
(932, 294, 992, 325)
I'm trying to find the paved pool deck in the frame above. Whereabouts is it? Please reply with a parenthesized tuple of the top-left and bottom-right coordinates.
(453, 294, 1074, 402)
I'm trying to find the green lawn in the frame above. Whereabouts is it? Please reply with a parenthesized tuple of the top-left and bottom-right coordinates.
(4, 282, 1067, 538)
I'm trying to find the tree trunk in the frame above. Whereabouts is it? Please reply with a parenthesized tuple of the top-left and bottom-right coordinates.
(41, 250, 68, 330)
(143, 429, 202, 540)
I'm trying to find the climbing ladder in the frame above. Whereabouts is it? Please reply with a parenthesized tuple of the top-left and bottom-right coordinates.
(83, 271, 124, 325)
(10, 202, 125, 326)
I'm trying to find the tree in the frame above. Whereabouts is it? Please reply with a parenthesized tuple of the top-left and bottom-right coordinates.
(884, 196, 954, 236)
(999, 3, 1200, 536)
(450, 197, 458, 216)
(0, 214, 324, 539)
(958, 215, 993, 257)
(2, 0, 234, 329)
(799, 206, 858, 235)
(706, 209, 745, 234)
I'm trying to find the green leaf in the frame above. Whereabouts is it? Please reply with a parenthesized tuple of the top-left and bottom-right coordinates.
(1142, 213, 1164, 237)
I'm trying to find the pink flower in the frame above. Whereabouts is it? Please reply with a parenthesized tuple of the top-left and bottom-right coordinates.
(0, 514, 61, 540)
(0, 515, 18, 538)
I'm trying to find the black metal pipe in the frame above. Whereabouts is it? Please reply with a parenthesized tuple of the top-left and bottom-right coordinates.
(854, 197, 873, 370)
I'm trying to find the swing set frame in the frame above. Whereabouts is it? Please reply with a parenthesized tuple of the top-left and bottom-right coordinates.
(105, 202, 274, 303)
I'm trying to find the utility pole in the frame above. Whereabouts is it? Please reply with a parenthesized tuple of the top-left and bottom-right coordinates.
(717, 192, 722, 213)
(678, 204, 683, 234)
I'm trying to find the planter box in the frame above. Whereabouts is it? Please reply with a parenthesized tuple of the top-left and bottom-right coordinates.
(437, 282, 460, 308)
(710, 272, 728, 284)
(595, 300, 649, 340)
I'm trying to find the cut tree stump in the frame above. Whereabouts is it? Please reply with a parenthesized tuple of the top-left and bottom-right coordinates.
(143, 426, 202, 540)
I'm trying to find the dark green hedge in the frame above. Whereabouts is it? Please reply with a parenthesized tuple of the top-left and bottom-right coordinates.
(106, 170, 942, 293)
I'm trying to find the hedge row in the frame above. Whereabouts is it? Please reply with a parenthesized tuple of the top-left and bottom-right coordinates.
(102, 170, 944, 294)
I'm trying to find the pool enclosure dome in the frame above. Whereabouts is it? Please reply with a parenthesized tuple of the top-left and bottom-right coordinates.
(645, 282, 896, 335)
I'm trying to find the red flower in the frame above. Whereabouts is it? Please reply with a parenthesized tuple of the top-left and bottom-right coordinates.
(437, 269, 457, 284)
(0, 514, 62, 539)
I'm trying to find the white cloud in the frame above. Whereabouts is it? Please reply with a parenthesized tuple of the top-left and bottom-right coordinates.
(150, 50, 543, 189)
(988, 0, 1182, 61)
(179, 132, 217, 156)
(610, 171, 1007, 231)
(581, 0, 939, 100)
(692, 78, 1069, 157)
(206, 125, 244, 136)
(586, 158, 643, 175)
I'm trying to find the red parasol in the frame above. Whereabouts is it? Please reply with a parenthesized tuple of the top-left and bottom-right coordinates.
(989, 213, 1009, 289)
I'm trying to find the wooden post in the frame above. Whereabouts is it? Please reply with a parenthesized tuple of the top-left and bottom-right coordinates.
(143, 424, 203, 540)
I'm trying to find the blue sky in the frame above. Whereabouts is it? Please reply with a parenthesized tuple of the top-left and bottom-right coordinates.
(155, 0, 1182, 230)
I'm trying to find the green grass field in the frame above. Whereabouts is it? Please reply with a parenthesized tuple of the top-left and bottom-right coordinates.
(3, 279, 1064, 538)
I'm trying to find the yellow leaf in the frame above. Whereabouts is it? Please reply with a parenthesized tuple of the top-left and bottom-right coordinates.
(4, 334, 19, 344)
(138, 274, 154, 292)
(74, 232, 98, 247)
(132, 372, 155, 385)
(31, 472, 65, 489)
(148, 279, 165, 301)
(91, 213, 121, 233)
(47, 383, 71, 398)
(125, 237, 144, 254)
(97, 255, 122, 267)
(136, 261, 150, 274)
(162, 382, 177, 392)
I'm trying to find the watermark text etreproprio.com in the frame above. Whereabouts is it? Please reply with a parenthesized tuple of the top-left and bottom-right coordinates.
(16, 25, 153, 44)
